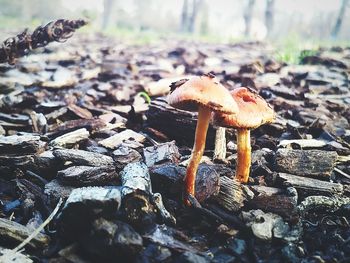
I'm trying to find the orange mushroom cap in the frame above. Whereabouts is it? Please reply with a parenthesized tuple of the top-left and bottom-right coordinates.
(167, 74, 238, 114)
(213, 87, 275, 129)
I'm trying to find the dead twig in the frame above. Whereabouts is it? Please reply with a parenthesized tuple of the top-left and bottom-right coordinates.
(0, 19, 87, 65)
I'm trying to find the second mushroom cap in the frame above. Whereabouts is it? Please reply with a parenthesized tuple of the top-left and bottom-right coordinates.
(213, 87, 275, 129)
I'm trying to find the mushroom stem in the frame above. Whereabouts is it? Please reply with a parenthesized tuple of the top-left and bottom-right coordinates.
(235, 128, 251, 183)
(213, 127, 227, 162)
(184, 105, 211, 205)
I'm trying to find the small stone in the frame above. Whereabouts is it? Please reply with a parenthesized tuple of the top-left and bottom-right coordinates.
(241, 210, 299, 241)
(251, 219, 274, 240)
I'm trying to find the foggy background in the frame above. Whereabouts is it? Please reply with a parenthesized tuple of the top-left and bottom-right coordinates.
(0, 0, 349, 43)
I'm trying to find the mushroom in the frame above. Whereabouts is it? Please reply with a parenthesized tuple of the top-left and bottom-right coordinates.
(213, 87, 275, 183)
(167, 73, 238, 205)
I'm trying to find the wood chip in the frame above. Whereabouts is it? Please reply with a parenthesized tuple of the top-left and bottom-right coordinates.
(99, 129, 145, 149)
(274, 149, 338, 178)
(0, 218, 50, 250)
(277, 173, 343, 196)
(49, 128, 90, 147)
(53, 148, 114, 166)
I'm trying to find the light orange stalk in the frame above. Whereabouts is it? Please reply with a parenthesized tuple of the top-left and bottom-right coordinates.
(235, 128, 251, 183)
(184, 105, 211, 205)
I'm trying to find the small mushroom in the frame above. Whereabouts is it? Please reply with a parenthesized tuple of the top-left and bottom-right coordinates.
(213, 87, 275, 183)
(167, 74, 238, 205)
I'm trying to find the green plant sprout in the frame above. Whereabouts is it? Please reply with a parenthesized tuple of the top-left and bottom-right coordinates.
(137, 91, 151, 104)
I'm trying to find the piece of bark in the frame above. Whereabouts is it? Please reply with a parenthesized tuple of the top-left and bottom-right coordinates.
(57, 244, 87, 263)
(278, 139, 327, 149)
(144, 76, 191, 96)
(0, 154, 34, 168)
(150, 163, 221, 202)
(143, 140, 181, 167)
(67, 104, 93, 119)
(0, 218, 50, 250)
(277, 172, 343, 196)
(48, 119, 106, 137)
(146, 98, 217, 147)
(82, 218, 143, 261)
(58, 186, 122, 240)
(120, 162, 155, 230)
(45, 107, 68, 122)
(274, 149, 338, 179)
(113, 146, 143, 171)
(300, 55, 347, 69)
(211, 176, 245, 212)
(0, 248, 33, 263)
(0, 126, 5, 136)
(213, 127, 227, 162)
(121, 162, 152, 194)
(44, 179, 75, 206)
(99, 129, 145, 149)
(151, 193, 176, 226)
(0, 112, 29, 125)
(268, 85, 300, 100)
(34, 151, 62, 177)
(58, 165, 118, 186)
(29, 111, 47, 134)
(49, 128, 90, 148)
(143, 225, 198, 253)
(247, 186, 298, 220)
(15, 178, 49, 213)
(53, 148, 114, 166)
(0, 119, 28, 129)
(205, 204, 247, 230)
(0, 134, 46, 154)
(298, 195, 350, 216)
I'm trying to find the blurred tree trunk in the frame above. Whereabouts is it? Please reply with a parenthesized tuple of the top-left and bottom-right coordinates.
(102, 0, 115, 30)
(188, 0, 203, 33)
(265, 0, 275, 38)
(180, 0, 189, 32)
(199, 1, 209, 35)
(244, 0, 256, 37)
(22, 0, 33, 23)
(331, 0, 348, 38)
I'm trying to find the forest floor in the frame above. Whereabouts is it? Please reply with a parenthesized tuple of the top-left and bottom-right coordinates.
(0, 34, 349, 262)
